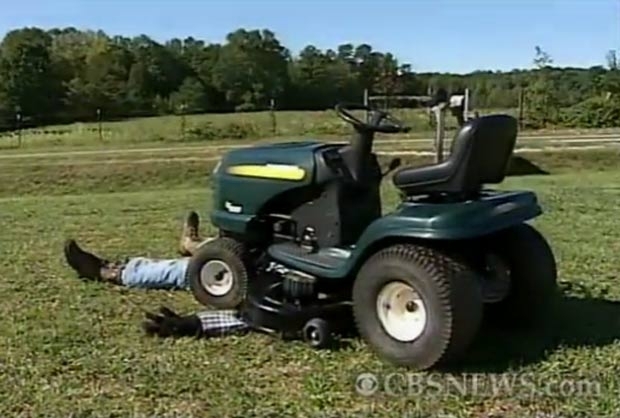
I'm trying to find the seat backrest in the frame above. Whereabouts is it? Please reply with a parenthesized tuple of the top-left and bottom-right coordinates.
(447, 114, 518, 194)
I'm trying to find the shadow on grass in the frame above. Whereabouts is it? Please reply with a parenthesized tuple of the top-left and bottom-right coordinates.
(507, 155, 550, 176)
(453, 292, 620, 373)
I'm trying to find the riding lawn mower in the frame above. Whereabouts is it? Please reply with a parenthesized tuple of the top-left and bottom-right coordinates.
(186, 104, 557, 370)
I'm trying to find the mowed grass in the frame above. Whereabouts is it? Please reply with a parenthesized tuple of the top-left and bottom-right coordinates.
(1, 147, 619, 198)
(1, 149, 620, 416)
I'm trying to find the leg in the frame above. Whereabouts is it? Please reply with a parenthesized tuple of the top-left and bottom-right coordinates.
(178, 211, 216, 256)
(121, 256, 189, 289)
(64, 211, 214, 289)
(64, 240, 190, 290)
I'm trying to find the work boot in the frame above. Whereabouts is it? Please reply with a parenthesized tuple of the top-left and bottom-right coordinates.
(179, 211, 203, 256)
(63, 239, 122, 284)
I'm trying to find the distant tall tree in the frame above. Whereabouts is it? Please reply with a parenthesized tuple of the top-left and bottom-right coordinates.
(0, 28, 61, 117)
(601, 50, 620, 96)
(212, 29, 290, 110)
(606, 50, 618, 70)
(169, 77, 209, 113)
(126, 61, 152, 111)
(527, 46, 560, 127)
(65, 41, 132, 117)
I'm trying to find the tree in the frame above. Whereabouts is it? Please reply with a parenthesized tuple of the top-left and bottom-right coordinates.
(126, 61, 151, 112)
(0, 28, 61, 117)
(212, 29, 290, 110)
(169, 77, 209, 113)
(533, 46, 553, 68)
(374, 53, 401, 102)
(129, 35, 187, 99)
(64, 41, 132, 117)
(1, 25, 619, 128)
(526, 46, 560, 127)
(606, 50, 618, 70)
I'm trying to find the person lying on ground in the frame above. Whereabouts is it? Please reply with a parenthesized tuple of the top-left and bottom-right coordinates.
(63, 211, 250, 339)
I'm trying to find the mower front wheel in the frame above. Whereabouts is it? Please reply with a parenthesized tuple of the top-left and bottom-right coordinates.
(353, 244, 483, 370)
(303, 318, 333, 349)
(186, 237, 250, 309)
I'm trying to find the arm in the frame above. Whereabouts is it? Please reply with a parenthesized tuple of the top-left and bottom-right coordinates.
(142, 307, 249, 338)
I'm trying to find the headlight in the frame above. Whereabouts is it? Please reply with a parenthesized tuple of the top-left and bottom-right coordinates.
(212, 160, 222, 174)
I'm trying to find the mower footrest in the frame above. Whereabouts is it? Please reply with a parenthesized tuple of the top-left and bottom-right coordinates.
(268, 242, 351, 272)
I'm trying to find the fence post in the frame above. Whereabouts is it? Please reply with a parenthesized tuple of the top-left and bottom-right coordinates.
(179, 103, 187, 141)
(363, 88, 370, 122)
(464, 88, 470, 122)
(433, 105, 446, 163)
(15, 110, 22, 148)
(518, 87, 525, 130)
(269, 98, 277, 136)
(427, 85, 434, 127)
(97, 108, 103, 141)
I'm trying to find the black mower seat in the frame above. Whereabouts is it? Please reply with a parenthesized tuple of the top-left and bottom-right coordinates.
(393, 114, 518, 197)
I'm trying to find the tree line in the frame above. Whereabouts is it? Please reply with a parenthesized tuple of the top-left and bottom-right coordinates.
(0, 26, 619, 130)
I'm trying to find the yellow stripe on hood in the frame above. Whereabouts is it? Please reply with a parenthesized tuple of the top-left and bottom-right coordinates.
(227, 164, 306, 181)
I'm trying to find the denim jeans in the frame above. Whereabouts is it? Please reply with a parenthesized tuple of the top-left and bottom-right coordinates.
(120, 257, 190, 289)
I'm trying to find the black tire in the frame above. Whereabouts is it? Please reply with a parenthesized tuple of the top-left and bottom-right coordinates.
(303, 318, 333, 349)
(484, 223, 557, 327)
(352, 244, 483, 370)
(187, 237, 250, 309)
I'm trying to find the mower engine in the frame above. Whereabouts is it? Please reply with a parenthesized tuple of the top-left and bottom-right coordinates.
(267, 262, 317, 301)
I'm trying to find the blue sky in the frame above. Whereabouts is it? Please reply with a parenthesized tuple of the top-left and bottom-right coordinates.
(0, 0, 618, 73)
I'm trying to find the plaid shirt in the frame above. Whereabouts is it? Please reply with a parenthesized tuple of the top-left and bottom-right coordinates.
(196, 309, 249, 337)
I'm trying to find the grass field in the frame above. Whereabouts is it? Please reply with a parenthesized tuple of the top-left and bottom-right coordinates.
(1, 139, 620, 417)
(0, 108, 442, 150)
(3, 107, 620, 152)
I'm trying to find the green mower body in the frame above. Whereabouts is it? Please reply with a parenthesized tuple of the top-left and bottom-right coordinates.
(211, 140, 327, 233)
(210, 124, 542, 280)
(190, 106, 557, 370)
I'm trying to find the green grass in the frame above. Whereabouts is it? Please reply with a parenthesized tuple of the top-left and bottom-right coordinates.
(2, 139, 620, 416)
(1, 147, 618, 198)
(0, 109, 438, 150)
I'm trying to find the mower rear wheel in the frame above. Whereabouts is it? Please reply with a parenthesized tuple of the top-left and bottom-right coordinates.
(187, 237, 250, 309)
(484, 223, 557, 327)
(352, 244, 483, 370)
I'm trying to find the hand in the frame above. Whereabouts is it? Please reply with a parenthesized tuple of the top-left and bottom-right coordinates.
(142, 306, 202, 338)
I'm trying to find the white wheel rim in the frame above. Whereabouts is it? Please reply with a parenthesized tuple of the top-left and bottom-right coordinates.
(200, 260, 234, 296)
(376, 281, 427, 342)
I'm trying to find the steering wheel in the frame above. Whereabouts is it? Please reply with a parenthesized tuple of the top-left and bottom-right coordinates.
(335, 103, 410, 134)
